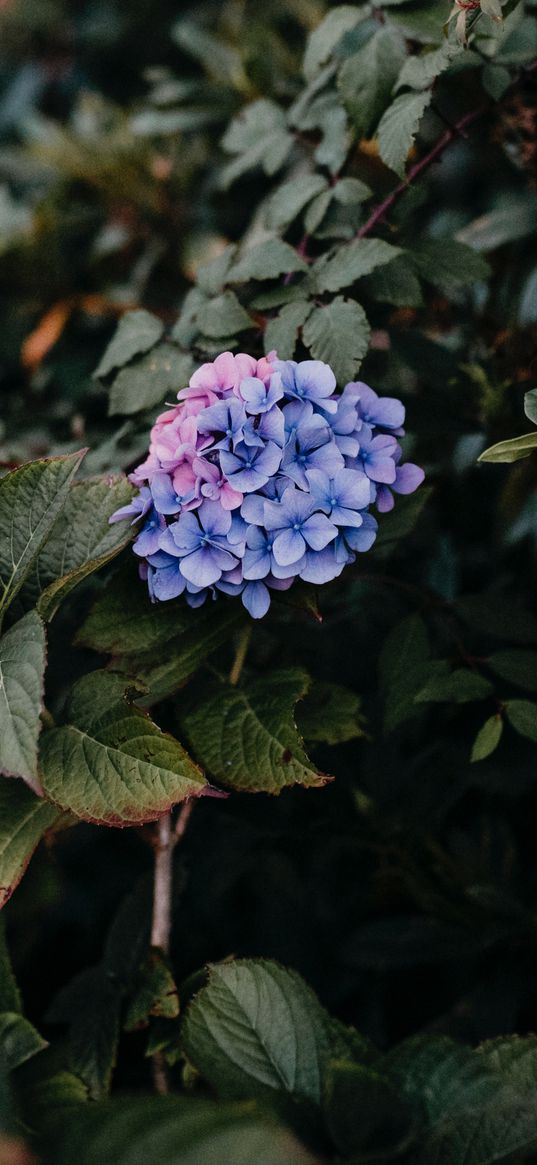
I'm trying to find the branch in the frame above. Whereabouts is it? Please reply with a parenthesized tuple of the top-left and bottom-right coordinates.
(357, 106, 485, 239)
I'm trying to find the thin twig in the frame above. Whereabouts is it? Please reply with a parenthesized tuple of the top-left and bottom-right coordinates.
(229, 624, 252, 686)
(357, 106, 485, 239)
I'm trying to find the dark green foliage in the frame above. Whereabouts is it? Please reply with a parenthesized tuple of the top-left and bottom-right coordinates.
(2, 0, 537, 1162)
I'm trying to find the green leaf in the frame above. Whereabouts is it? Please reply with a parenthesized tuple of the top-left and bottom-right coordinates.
(379, 614, 432, 731)
(412, 240, 490, 292)
(264, 301, 312, 361)
(338, 27, 406, 137)
(195, 291, 252, 338)
(0, 611, 46, 787)
(266, 175, 328, 231)
(296, 681, 365, 745)
(323, 1060, 412, 1158)
(180, 670, 330, 794)
(50, 1095, 322, 1165)
(228, 240, 308, 283)
(304, 5, 369, 80)
(181, 959, 332, 1103)
(364, 255, 423, 306)
(124, 950, 179, 1031)
(377, 90, 432, 177)
(383, 0, 452, 44)
(479, 1036, 537, 1086)
(0, 918, 21, 1013)
(108, 344, 194, 416)
(456, 195, 537, 251)
(505, 699, 537, 743)
(303, 297, 370, 383)
(478, 432, 537, 463)
(488, 649, 537, 692)
(415, 668, 493, 704)
(314, 238, 401, 293)
(0, 780, 60, 908)
(93, 310, 164, 379)
(395, 42, 459, 91)
(19, 476, 134, 620)
(171, 288, 209, 347)
(196, 246, 237, 296)
(47, 966, 121, 1099)
(0, 451, 85, 619)
(470, 715, 503, 762)
(0, 1013, 47, 1071)
(40, 671, 206, 826)
(220, 100, 293, 188)
(456, 595, 537, 644)
(373, 485, 431, 556)
(524, 388, 537, 425)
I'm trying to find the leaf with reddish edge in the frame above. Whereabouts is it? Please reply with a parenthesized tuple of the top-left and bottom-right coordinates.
(39, 671, 206, 826)
(0, 781, 60, 908)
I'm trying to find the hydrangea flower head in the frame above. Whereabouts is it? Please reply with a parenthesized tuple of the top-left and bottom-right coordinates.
(111, 350, 424, 617)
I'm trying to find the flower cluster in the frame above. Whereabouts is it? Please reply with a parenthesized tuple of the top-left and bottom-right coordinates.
(111, 351, 424, 618)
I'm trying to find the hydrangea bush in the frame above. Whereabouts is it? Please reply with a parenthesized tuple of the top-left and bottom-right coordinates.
(112, 351, 423, 617)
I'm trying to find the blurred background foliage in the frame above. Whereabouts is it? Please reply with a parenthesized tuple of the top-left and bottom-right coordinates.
(3, 0, 537, 1152)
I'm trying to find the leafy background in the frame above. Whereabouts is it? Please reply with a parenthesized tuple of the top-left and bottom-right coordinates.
(2, 0, 537, 1161)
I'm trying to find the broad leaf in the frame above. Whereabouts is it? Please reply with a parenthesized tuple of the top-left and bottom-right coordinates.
(93, 310, 164, 379)
(18, 476, 134, 620)
(395, 42, 459, 91)
(180, 670, 330, 793)
(228, 240, 308, 283)
(0, 781, 60, 908)
(505, 700, 537, 743)
(264, 301, 312, 360)
(303, 296, 370, 383)
(324, 1060, 412, 1158)
(195, 291, 252, 338)
(479, 432, 537, 464)
(304, 6, 369, 80)
(488, 649, 537, 692)
(377, 90, 432, 177)
(314, 238, 401, 293)
(220, 100, 293, 188)
(181, 959, 332, 1103)
(365, 255, 423, 306)
(379, 614, 434, 731)
(415, 668, 493, 704)
(0, 1013, 47, 1071)
(524, 388, 537, 425)
(108, 344, 194, 416)
(297, 681, 365, 744)
(266, 175, 328, 231)
(40, 671, 206, 825)
(0, 611, 46, 787)
(50, 1095, 322, 1165)
(0, 451, 85, 619)
(338, 26, 406, 137)
(412, 241, 490, 292)
(124, 950, 179, 1031)
(471, 715, 503, 762)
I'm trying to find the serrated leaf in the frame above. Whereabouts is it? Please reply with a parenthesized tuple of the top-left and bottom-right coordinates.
(365, 255, 423, 305)
(266, 175, 328, 232)
(0, 1013, 47, 1071)
(304, 6, 369, 80)
(170, 288, 209, 347)
(488, 649, 537, 692)
(324, 1060, 412, 1158)
(47, 966, 120, 1099)
(228, 240, 308, 283)
(415, 668, 493, 704)
(0, 781, 60, 908)
(314, 238, 401, 293)
(93, 310, 164, 379)
(124, 950, 179, 1031)
(40, 671, 206, 826)
(374, 485, 431, 556)
(180, 670, 330, 793)
(478, 432, 537, 464)
(264, 301, 312, 361)
(379, 614, 432, 731)
(108, 344, 194, 416)
(220, 100, 293, 188)
(505, 699, 537, 743)
(195, 291, 252, 338)
(524, 388, 537, 425)
(18, 476, 134, 620)
(338, 26, 406, 137)
(49, 1095, 322, 1165)
(303, 297, 370, 383)
(195, 245, 237, 296)
(479, 1036, 537, 1086)
(377, 90, 432, 177)
(412, 240, 490, 292)
(471, 715, 503, 762)
(395, 42, 459, 91)
(297, 681, 365, 745)
(0, 611, 46, 786)
(0, 451, 85, 619)
(181, 959, 332, 1103)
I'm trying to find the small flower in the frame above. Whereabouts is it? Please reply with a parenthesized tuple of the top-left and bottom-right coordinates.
(281, 406, 343, 489)
(345, 382, 405, 433)
(356, 425, 398, 484)
(306, 468, 370, 527)
(109, 485, 153, 524)
(196, 398, 247, 452)
(263, 486, 337, 566)
(238, 374, 283, 415)
(220, 440, 282, 492)
(161, 501, 240, 587)
(277, 359, 337, 414)
(374, 449, 425, 512)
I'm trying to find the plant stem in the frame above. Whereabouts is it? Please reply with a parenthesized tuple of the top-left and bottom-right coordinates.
(357, 106, 484, 239)
(229, 624, 252, 686)
(151, 813, 174, 953)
